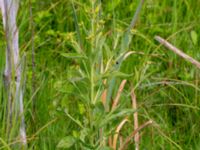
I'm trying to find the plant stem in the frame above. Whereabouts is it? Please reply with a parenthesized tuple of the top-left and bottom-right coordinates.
(0, 0, 27, 146)
(29, 0, 36, 121)
(155, 35, 200, 69)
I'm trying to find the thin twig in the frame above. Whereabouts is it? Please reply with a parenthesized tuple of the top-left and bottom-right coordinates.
(155, 35, 200, 69)
(131, 86, 139, 150)
(112, 80, 127, 110)
(112, 117, 129, 150)
(101, 79, 107, 107)
(119, 120, 153, 150)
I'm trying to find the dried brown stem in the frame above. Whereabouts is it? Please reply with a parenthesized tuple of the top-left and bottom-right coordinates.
(101, 79, 107, 107)
(119, 120, 153, 150)
(119, 136, 123, 148)
(111, 80, 127, 110)
(131, 86, 139, 150)
(0, 0, 27, 146)
(155, 35, 200, 69)
(112, 117, 128, 150)
(108, 136, 113, 148)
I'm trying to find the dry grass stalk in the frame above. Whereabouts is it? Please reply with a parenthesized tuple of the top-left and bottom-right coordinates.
(101, 79, 127, 148)
(155, 35, 200, 69)
(112, 117, 129, 150)
(112, 80, 127, 110)
(101, 79, 107, 107)
(100, 79, 112, 147)
(108, 136, 113, 147)
(131, 87, 139, 150)
(119, 136, 123, 148)
(119, 120, 153, 150)
(123, 51, 160, 60)
(0, 0, 27, 146)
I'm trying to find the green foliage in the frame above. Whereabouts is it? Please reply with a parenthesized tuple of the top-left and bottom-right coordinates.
(191, 30, 198, 45)
(57, 136, 76, 149)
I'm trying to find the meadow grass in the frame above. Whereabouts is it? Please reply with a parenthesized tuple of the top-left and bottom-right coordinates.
(0, 0, 200, 149)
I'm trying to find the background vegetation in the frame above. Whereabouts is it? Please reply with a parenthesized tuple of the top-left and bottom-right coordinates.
(0, 0, 200, 149)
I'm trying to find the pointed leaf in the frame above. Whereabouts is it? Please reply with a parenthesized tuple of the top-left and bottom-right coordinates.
(191, 30, 198, 45)
(98, 109, 136, 127)
(61, 53, 87, 59)
(57, 136, 76, 149)
(103, 71, 132, 78)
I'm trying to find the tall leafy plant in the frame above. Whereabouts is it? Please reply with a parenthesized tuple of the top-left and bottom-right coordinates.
(57, 0, 146, 149)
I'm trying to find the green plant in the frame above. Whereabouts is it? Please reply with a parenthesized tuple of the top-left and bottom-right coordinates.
(56, 0, 153, 149)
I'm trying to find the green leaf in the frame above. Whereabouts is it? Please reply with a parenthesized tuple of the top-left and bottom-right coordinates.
(80, 128, 90, 141)
(98, 108, 136, 127)
(65, 112, 84, 129)
(78, 103, 86, 115)
(61, 53, 87, 59)
(120, 32, 132, 53)
(57, 136, 76, 149)
(92, 102, 105, 121)
(103, 71, 132, 78)
(191, 30, 198, 45)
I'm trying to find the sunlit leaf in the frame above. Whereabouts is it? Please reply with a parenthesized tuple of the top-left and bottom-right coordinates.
(98, 109, 136, 127)
(57, 136, 76, 149)
(191, 30, 198, 45)
(103, 71, 132, 78)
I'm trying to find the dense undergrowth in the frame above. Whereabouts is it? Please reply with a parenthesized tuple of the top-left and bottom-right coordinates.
(0, 0, 200, 149)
